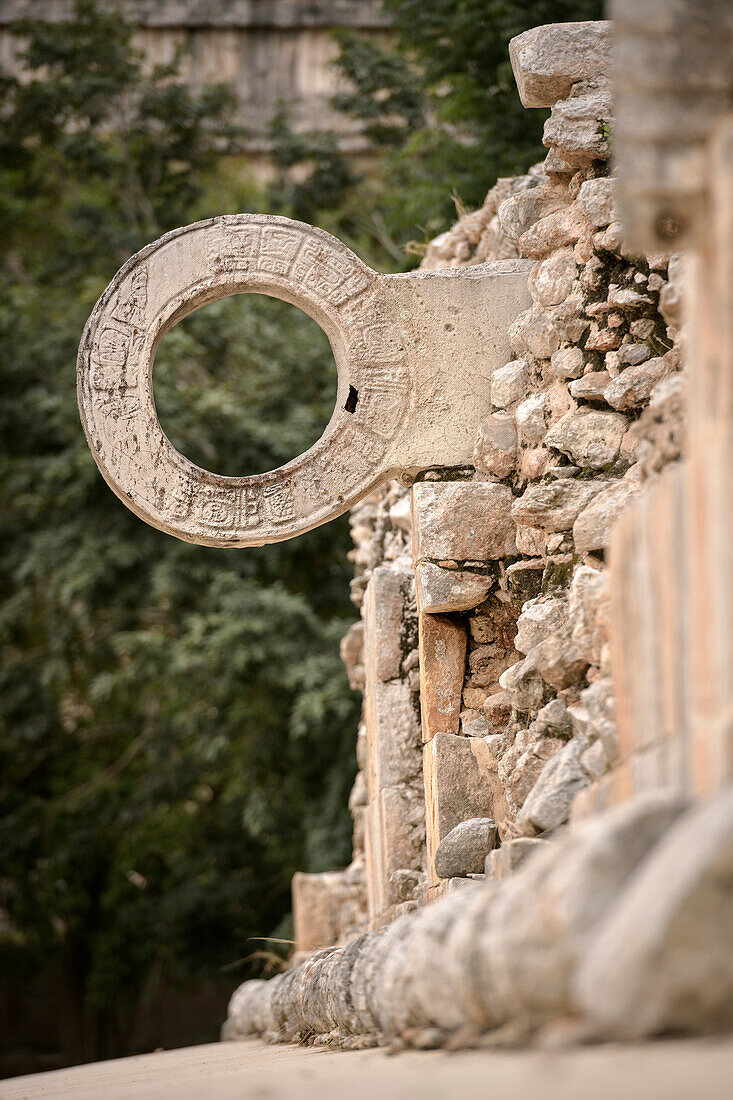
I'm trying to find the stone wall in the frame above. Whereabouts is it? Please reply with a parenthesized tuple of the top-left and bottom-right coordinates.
(225, 17, 733, 1047)
(0, 0, 390, 153)
(293, 16, 686, 943)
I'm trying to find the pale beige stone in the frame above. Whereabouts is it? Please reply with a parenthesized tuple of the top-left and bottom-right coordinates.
(363, 567, 410, 684)
(419, 612, 467, 743)
(415, 563, 493, 614)
(509, 21, 612, 108)
(412, 482, 516, 561)
(544, 408, 627, 469)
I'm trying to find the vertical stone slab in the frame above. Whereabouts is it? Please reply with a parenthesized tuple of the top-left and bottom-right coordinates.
(363, 567, 411, 685)
(418, 612, 467, 743)
(423, 732, 499, 886)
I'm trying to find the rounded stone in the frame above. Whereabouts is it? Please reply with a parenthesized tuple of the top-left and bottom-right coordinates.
(434, 819, 499, 879)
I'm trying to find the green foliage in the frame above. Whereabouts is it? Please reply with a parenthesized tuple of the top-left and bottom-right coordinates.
(269, 0, 604, 255)
(0, 0, 359, 1042)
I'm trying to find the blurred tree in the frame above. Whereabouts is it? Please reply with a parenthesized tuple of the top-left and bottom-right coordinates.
(0, 0, 360, 1063)
(269, 0, 604, 256)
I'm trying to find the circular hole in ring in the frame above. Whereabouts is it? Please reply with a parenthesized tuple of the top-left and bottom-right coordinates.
(153, 293, 338, 478)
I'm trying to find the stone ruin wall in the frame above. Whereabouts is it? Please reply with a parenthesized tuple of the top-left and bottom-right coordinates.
(291, 19, 687, 954)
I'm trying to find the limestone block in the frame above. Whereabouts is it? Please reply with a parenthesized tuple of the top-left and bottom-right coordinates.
(424, 732, 500, 884)
(568, 370, 610, 402)
(490, 359, 532, 408)
(379, 785, 426, 910)
(509, 21, 612, 108)
(551, 345, 585, 379)
(518, 204, 590, 261)
(568, 565, 608, 665)
(512, 478, 612, 531)
(573, 477, 643, 554)
(578, 176, 618, 228)
(497, 185, 568, 241)
(501, 735, 564, 812)
(415, 562, 492, 614)
(515, 393, 548, 445)
(517, 738, 591, 835)
(617, 342, 651, 367)
(515, 596, 566, 655)
(365, 680, 421, 798)
(542, 79, 613, 165)
(499, 654, 549, 712)
(577, 788, 733, 1038)
(544, 408, 627, 469)
(529, 249, 578, 307)
(434, 818, 499, 879)
(412, 482, 516, 562)
(418, 612, 466, 743)
(363, 566, 411, 685)
(292, 868, 366, 955)
(604, 355, 673, 410)
(531, 628, 589, 691)
(473, 413, 517, 478)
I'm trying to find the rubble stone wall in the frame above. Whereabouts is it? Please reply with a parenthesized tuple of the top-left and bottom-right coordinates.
(295, 18, 685, 944)
(227, 17, 733, 1049)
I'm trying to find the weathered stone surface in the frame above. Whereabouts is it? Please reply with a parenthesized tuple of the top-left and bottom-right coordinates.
(568, 370, 610, 402)
(518, 204, 590, 260)
(363, 567, 410, 684)
(490, 359, 532, 408)
(497, 185, 568, 241)
(515, 596, 566, 655)
(292, 867, 367, 954)
(499, 654, 548, 711)
(515, 393, 548, 444)
(434, 818, 499, 879)
(552, 345, 585, 379)
(419, 612, 467, 743)
(530, 249, 578, 307)
(506, 736, 566, 813)
(512, 479, 611, 531)
(518, 738, 590, 834)
(509, 21, 612, 108)
(604, 356, 673, 410)
(544, 408, 627, 468)
(473, 413, 518, 478)
(534, 696, 573, 738)
(617, 342, 651, 367)
(577, 789, 733, 1038)
(485, 836, 548, 880)
(531, 629, 589, 691)
(577, 176, 618, 227)
(365, 680, 421, 797)
(415, 562, 492, 614)
(340, 620, 365, 691)
(542, 78, 613, 166)
(412, 482, 516, 561)
(509, 303, 561, 359)
(568, 565, 608, 665)
(573, 477, 642, 554)
(424, 732, 499, 883)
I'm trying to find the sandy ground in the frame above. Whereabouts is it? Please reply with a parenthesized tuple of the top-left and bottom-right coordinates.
(2, 1036, 732, 1100)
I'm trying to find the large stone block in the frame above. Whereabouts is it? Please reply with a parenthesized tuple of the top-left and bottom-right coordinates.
(365, 680, 421, 799)
(509, 21, 612, 108)
(415, 562, 492, 614)
(411, 482, 516, 562)
(424, 732, 500, 884)
(418, 612, 466, 743)
(363, 566, 411, 685)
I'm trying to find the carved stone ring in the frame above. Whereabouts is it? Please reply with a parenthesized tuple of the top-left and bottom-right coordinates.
(78, 214, 532, 546)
